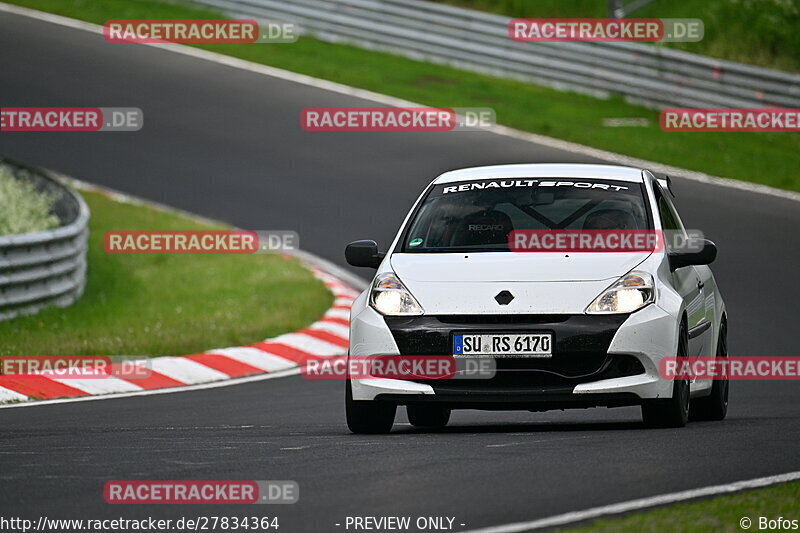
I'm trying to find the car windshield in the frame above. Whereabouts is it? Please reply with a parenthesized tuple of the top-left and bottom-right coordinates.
(401, 177, 651, 252)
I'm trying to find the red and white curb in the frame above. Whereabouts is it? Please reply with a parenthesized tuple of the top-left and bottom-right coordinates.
(0, 268, 357, 404)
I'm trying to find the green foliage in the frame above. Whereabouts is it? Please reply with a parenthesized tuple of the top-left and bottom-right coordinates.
(0, 167, 59, 236)
(433, 0, 800, 72)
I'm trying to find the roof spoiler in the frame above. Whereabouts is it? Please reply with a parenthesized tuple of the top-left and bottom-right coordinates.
(656, 175, 675, 198)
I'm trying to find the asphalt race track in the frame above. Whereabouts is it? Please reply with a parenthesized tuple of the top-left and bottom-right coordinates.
(2, 11, 800, 531)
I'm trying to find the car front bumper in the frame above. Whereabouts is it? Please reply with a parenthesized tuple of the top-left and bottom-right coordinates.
(349, 297, 678, 407)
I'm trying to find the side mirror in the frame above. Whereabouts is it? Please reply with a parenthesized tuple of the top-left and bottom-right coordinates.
(668, 239, 717, 271)
(345, 240, 385, 269)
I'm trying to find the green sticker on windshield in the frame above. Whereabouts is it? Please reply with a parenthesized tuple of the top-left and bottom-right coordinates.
(409, 238, 423, 247)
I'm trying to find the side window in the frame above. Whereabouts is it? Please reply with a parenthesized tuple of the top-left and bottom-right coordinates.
(658, 196, 678, 230)
(652, 181, 688, 253)
(653, 183, 680, 231)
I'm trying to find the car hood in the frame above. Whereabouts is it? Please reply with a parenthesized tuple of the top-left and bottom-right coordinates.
(391, 252, 650, 283)
(390, 252, 651, 314)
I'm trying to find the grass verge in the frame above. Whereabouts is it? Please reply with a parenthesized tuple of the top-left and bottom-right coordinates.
(5, 0, 800, 192)
(561, 481, 800, 533)
(0, 188, 333, 356)
(430, 0, 800, 73)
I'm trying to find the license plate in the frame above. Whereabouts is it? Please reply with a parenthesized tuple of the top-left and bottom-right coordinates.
(453, 333, 552, 358)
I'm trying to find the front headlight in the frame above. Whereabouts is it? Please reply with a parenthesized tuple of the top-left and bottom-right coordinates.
(586, 271, 654, 314)
(370, 272, 424, 316)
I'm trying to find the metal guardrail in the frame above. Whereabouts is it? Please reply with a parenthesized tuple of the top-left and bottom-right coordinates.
(0, 160, 89, 322)
(194, 0, 800, 109)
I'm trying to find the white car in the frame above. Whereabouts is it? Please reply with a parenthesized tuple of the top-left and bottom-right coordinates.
(345, 164, 727, 433)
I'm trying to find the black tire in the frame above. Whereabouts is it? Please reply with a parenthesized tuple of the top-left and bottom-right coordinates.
(690, 317, 729, 421)
(345, 380, 396, 434)
(407, 405, 451, 428)
(642, 320, 690, 428)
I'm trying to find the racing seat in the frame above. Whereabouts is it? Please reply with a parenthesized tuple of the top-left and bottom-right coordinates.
(582, 209, 638, 230)
(449, 209, 513, 248)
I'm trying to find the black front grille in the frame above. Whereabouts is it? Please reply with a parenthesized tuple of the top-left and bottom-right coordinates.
(384, 314, 640, 389)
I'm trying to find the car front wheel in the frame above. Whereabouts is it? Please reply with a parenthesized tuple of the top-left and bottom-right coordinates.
(642, 321, 690, 428)
(345, 380, 396, 434)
